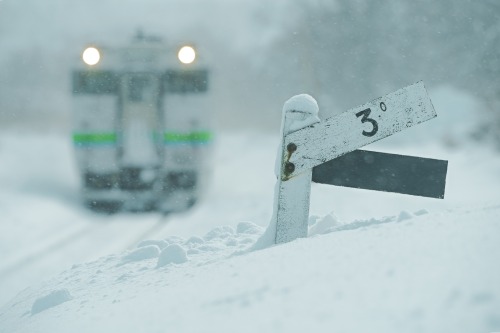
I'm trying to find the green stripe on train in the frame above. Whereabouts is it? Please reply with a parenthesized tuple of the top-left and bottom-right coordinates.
(73, 133, 117, 144)
(72, 131, 212, 145)
(163, 131, 213, 144)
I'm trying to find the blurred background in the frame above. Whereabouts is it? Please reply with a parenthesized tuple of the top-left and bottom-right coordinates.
(1, 0, 499, 136)
(1, 0, 500, 308)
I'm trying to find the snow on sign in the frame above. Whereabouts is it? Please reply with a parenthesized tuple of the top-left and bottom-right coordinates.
(272, 81, 448, 244)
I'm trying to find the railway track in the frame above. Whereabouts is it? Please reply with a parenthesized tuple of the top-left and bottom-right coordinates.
(0, 225, 95, 280)
(0, 213, 170, 281)
(125, 213, 170, 249)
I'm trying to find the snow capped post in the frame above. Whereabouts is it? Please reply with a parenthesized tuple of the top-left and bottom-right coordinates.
(274, 94, 320, 244)
(255, 81, 448, 248)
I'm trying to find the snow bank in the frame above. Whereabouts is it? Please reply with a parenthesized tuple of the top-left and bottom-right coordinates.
(31, 289, 72, 315)
(1, 205, 499, 333)
(122, 245, 161, 263)
(156, 244, 188, 267)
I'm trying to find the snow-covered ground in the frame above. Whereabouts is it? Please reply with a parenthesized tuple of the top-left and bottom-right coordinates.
(0, 86, 500, 332)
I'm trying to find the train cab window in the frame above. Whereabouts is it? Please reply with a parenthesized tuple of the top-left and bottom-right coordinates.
(72, 71, 118, 94)
(127, 75, 158, 102)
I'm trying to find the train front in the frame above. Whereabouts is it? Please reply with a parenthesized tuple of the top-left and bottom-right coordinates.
(71, 34, 212, 213)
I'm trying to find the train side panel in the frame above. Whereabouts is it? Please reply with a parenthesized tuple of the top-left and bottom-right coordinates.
(160, 93, 213, 211)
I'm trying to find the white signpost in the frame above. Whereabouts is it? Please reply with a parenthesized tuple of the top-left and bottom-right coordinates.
(272, 81, 448, 244)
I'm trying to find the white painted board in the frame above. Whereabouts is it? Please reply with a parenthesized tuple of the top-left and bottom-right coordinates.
(283, 81, 436, 178)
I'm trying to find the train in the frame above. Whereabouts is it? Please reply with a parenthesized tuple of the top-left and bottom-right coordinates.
(71, 32, 212, 213)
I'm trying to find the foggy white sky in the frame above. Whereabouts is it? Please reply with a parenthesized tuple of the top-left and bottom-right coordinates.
(0, 0, 498, 133)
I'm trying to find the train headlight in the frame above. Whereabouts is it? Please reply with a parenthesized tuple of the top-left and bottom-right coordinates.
(178, 46, 196, 64)
(82, 47, 100, 66)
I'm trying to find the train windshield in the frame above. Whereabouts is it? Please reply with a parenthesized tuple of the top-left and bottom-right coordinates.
(120, 73, 162, 167)
(127, 75, 157, 102)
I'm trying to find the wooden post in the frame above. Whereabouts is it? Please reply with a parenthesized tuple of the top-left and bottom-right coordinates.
(274, 95, 320, 244)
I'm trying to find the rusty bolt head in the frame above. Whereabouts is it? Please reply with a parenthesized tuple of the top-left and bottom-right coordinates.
(284, 162, 295, 174)
(287, 143, 297, 153)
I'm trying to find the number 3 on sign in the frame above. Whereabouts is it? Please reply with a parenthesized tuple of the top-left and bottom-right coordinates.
(355, 102, 387, 137)
(355, 108, 378, 137)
